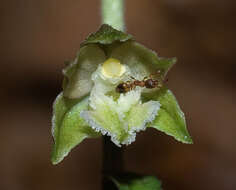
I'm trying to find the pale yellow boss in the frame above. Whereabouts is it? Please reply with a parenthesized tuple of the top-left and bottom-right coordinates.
(101, 58, 126, 78)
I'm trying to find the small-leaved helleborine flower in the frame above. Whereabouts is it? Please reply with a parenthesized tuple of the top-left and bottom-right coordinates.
(51, 24, 192, 165)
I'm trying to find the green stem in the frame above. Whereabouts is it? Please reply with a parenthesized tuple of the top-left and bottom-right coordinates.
(102, 136, 124, 190)
(101, 0, 125, 31)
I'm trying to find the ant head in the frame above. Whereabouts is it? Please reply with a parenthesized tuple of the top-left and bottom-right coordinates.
(116, 83, 127, 93)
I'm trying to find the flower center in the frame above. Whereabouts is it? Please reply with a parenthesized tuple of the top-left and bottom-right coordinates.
(101, 58, 126, 78)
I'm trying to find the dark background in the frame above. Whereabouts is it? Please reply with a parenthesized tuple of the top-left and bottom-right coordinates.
(0, 0, 235, 189)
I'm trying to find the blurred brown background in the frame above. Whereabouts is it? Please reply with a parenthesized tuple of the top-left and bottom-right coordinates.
(0, 0, 235, 189)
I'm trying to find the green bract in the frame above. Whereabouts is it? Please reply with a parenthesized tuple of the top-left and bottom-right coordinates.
(51, 24, 192, 164)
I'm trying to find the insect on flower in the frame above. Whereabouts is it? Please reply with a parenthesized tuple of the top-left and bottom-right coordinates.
(116, 70, 164, 93)
(51, 24, 192, 165)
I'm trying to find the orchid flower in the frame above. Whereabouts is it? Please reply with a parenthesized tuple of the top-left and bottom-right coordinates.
(51, 25, 192, 165)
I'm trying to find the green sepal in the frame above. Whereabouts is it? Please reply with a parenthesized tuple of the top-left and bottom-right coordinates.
(51, 93, 100, 165)
(145, 87, 193, 144)
(110, 174, 162, 190)
(111, 41, 176, 78)
(81, 24, 133, 47)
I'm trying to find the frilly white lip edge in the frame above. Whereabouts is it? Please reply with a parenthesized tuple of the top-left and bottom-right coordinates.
(80, 100, 160, 146)
(80, 88, 161, 146)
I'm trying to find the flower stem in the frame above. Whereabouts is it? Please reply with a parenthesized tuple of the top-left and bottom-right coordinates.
(102, 136, 124, 189)
(101, 0, 125, 31)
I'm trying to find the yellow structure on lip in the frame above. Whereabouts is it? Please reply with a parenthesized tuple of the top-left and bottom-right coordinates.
(101, 58, 126, 78)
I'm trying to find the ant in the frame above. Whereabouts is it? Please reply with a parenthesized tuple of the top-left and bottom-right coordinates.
(116, 70, 164, 93)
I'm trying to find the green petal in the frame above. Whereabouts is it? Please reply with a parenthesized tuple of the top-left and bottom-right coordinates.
(63, 44, 106, 99)
(146, 87, 193, 144)
(110, 41, 176, 78)
(51, 93, 100, 165)
(111, 174, 162, 190)
(81, 24, 133, 47)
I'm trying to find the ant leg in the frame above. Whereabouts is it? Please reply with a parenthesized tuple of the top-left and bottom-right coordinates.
(131, 83, 136, 90)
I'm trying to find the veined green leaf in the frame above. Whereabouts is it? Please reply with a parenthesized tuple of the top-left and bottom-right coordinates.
(146, 87, 193, 144)
(111, 174, 162, 190)
(51, 93, 100, 165)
